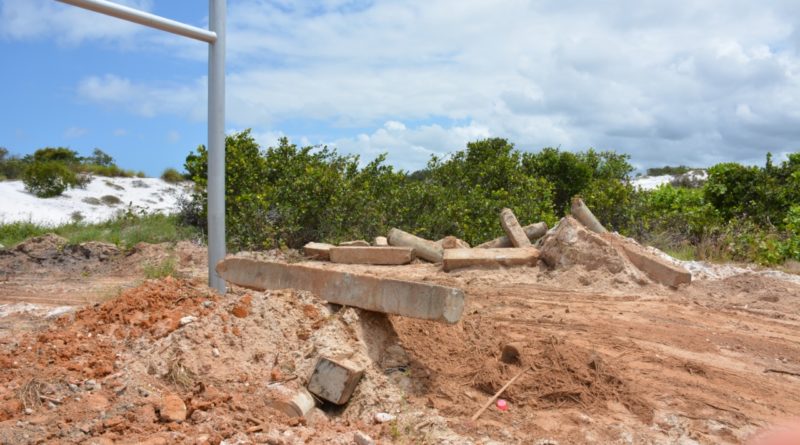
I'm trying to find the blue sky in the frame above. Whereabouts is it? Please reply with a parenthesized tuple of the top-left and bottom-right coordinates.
(2, 0, 800, 176)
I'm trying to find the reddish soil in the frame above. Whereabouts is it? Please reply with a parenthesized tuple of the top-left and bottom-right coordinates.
(1, 234, 800, 444)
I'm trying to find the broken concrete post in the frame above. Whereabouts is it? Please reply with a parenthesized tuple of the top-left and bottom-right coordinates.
(571, 197, 607, 233)
(307, 357, 364, 405)
(387, 228, 443, 263)
(476, 222, 548, 248)
(268, 387, 316, 418)
(373, 236, 388, 246)
(615, 239, 692, 287)
(339, 240, 370, 247)
(436, 236, 470, 249)
(303, 242, 334, 260)
(442, 248, 540, 272)
(216, 258, 465, 323)
(329, 246, 414, 265)
(499, 208, 532, 247)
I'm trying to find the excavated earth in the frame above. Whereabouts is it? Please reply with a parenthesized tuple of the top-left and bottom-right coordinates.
(1, 231, 800, 444)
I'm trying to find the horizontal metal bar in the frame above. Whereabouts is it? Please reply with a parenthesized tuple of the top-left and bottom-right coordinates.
(55, 0, 217, 43)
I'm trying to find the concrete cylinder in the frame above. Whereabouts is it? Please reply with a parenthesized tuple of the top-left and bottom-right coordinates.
(571, 197, 607, 233)
(387, 228, 443, 263)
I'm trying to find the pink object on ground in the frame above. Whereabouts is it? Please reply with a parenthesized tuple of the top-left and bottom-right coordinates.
(496, 399, 509, 411)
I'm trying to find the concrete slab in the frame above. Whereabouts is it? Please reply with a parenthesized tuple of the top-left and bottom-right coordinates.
(615, 240, 692, 287)
(339, 240, 370, 247)
(443, 248, 539, 272)
(303, 242, 334, 260)
(329, 246, 414, 265)
(499, 208, 532, 247)
(216, 258, 465, 323)
(307, 357, 364, 405)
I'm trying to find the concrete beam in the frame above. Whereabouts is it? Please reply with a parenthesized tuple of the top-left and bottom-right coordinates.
(329, 246, 414, 265)
(571, 197, 607, 233)
(443, 248, 540, 272)
(387, 228, 443, 263)
(475, 222, 548, 248)
(216, 258, 465, 323)
(616, 241, 691, 287)
(499, 208, 532, 247)
(303, 242, 334, 260)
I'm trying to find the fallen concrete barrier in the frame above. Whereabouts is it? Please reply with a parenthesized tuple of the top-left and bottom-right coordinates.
(615, 239, 692, 287)
(216, 258, 465, 323)
(571, 197, 607, 234)
(387, 228, 443, 263)
(443, 248, 540, 272)
(329, 246, 414, 265)
(307, 357, 364, 405)
(303, 242, 334, 260)
(499, 208, 532, 247)
(476, 222, 548, 248)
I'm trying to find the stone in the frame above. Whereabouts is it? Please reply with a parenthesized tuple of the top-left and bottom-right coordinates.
(615, 238, 692, 288)
(339, 240, 370, 247)
(329, 246, 414, 265)
(571, 197, 607, 233)
(387, 228, 443, 263)
(267, 387, 316, 418)
(373, 236, 388, 246)
(442, 248, 539, 272)
(436, 236, 470, 249)
(500, 342, 524, 364)
(307, 357, 364, 405)
(303, 242, 334, 260)
(354, 431, 375, 445)
(476, 222, 548, 248)
(216, 258, 465, 324)
(373, 412, 396, 423)
(499, 208, 531, 247)
(179, 316, 197, 326)
(159, 393, 186, 423)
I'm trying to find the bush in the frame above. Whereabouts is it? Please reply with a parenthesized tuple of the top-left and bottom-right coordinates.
(161, 168, 184, 184)
(22, 161, 81, 198)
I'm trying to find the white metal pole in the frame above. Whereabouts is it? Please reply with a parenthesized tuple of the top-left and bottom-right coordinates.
(208, 0, 227, 293)
(56, 0, 216, 43)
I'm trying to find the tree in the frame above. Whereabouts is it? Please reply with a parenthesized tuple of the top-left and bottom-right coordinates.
(87, 148, 115, 167)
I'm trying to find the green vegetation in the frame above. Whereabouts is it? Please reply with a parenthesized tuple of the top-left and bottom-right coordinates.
(646, 165, 694, 176)
(1, 147, 143, 197)
(0, 213, 199, 250)
(143, 256, 177, 279)
(181, 130, 800, 266)
(160, 168, 185, 184)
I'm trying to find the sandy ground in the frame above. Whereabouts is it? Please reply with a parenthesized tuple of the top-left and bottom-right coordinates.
(1, 233, 800, 444)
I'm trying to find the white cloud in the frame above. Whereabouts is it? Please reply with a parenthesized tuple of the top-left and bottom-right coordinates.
(166, 130, 181, 143)
(113, 128, 128, 137)
(67, 0, 800, 168)
(0, 0, 154, 44)
(77, 74, 205, 120)
(64, 126, 88, 139)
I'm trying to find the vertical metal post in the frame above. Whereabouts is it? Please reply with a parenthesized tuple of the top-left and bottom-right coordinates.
(208, 0, 226, 293)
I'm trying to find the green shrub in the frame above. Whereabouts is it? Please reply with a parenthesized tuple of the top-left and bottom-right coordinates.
(161, 168, 184, 184)
(101, 195, 123, 206)
(22, 161, 81, 198)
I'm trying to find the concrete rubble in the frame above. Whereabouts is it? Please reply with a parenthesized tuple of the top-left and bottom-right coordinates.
(499, 207, 532, 247)
(307, 357, 365, 405)
(387, 227, 444, 263)
(329, 246, 414, 265)
(443, 247, 540, 272)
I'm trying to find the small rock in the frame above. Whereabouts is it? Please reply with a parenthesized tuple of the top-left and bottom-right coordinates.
(68, 383, 79, 392)
(180, 315, 197, 326)
(24, 408, 33, 415)
(373, 412, 396, 424)
(212, 348, 220, 357)
(354, 431, 375, 445)
(138, 387, 150, 398)
(202, 301, 214, 308)
(84, 379, 97, 390)
(159, 394, 187, 423)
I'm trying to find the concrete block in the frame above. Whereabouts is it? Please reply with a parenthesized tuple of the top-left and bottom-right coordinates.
(267, 387, 316, 418)
(329, 246, 414, 265)
(303, 242, 334, 260)
(616, 240, 691, 287)
(571, 197, 607, 233)
(216, 258, 465, 323)
(373, 236, 388, 246)
(499, 208, 532, 247)
(443, 248, 539, 272)
(339, 240, 370, 247)
(436, 236, 470, 249)
(476, 222, 548, 248)
(387, 228, 443, 263)
(307, 357, 364, 405)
